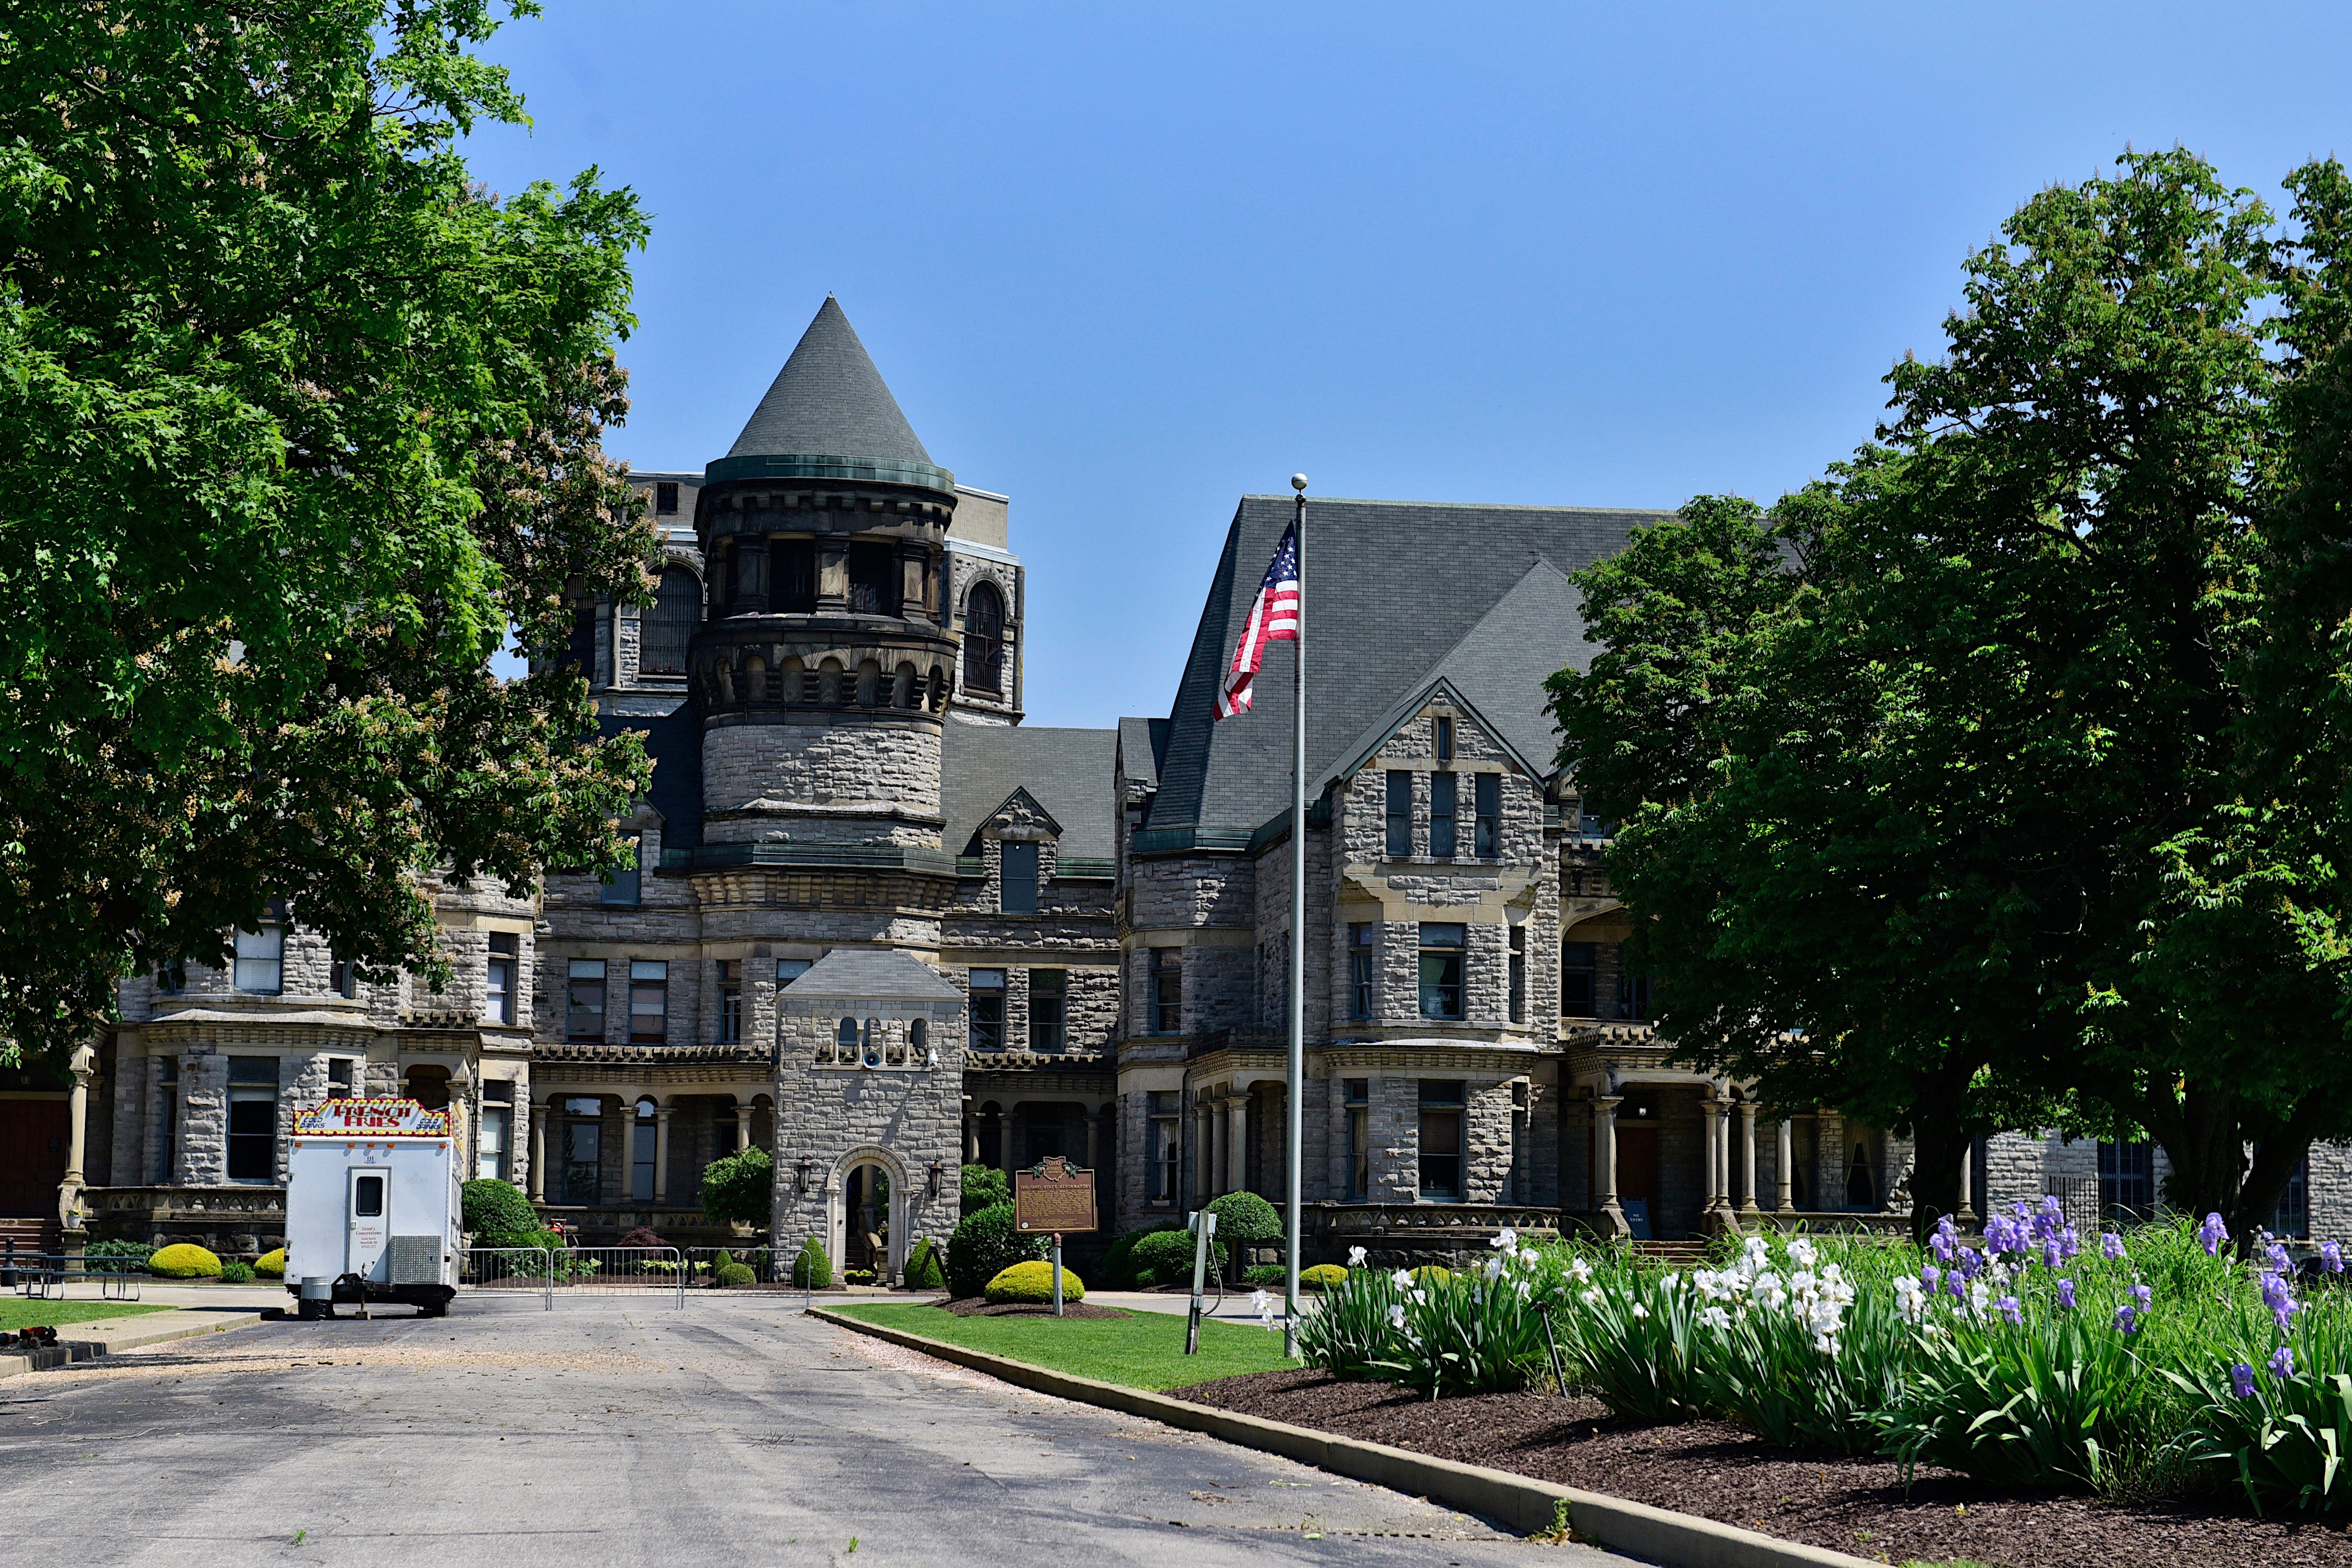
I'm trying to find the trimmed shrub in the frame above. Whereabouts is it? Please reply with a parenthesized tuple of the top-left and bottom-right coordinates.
(1207, 1190, 1281, 1243)
(253, 1248, 286, 1279)
(960, 1164, 1010, 1216)
(713, 1248, 734, 1269)
(1127, 1227, 1223, 1290)
(791, 1237, 833, 1289)
(1098, 1223, 1183, 1289)
(219, 1260, 254, 1284)
(715, 1262, 756, 1288)
(1411, 1265, 1453, 1287)
(904, 1236, 947, 1291)
(700, 1147, 773, 1228)
(985, 1260, 1085, 1305)
(149, 1243, 222, 1278)
(1301, 1264, 1348, 1291)
(618, 1227, 667, 1251)
(1244, 1263, 1288, 1287)
(948, 1203, 1044, 1298)
(461, 1178, 537, 1238)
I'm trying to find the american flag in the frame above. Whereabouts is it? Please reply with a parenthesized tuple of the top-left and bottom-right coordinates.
(1217, 523, 1300, 719)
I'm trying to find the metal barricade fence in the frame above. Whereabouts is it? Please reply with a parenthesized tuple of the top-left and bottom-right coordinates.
(684, 1245, 787, 1290)
(457, 1246, 685, 1307)
(458, 1246, 558, 1310)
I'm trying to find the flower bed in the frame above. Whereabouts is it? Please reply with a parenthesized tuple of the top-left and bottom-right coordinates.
(1284, 1210, 2352, 1517)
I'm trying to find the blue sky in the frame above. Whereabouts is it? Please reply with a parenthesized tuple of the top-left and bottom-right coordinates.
(462, 3, 2352, 727)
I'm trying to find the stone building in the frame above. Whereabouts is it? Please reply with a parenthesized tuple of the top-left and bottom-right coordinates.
(39, 292, 2344, 1270)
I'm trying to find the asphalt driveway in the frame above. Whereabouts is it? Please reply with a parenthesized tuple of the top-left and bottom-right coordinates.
(0, 1294, 1611, 1567)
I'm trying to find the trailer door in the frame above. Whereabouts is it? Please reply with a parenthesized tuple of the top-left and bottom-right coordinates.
(348, 1167, 391, 1279)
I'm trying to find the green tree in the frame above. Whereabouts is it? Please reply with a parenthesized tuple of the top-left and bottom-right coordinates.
(0, 0, 656, 1064)
(1554, 150, 2352, 1239)
(699, 1147, 773, 1230)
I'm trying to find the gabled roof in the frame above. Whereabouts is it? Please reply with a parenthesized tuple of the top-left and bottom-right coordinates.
(781, 947, 963, 1002)
(725, 296, 934, 466)
(941, 723, 1118, 859)
(1318, 675, 1549, 797)
(1147, 497, 1668, 839)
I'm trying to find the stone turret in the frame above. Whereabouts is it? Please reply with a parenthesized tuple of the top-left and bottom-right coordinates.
(692, 298, 960, 849)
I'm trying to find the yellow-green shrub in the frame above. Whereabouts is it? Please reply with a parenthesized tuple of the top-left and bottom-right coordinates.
(1411, 1265, 1452, 1287)
(1300, 1264, 1348, 1291)
(253, 1248, 286, 1279)
(984, 1259, 1085, 1305)
(149, 1243, 222, 1279)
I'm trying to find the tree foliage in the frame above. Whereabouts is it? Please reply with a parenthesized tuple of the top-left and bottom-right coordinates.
(1552, 149, 2352, 1239)
(699, 1147, 773, 1229)
(0, 0, 658, 1062)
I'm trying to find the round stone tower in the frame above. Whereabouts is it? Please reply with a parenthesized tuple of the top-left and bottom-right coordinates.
(691, 297, 959, 851)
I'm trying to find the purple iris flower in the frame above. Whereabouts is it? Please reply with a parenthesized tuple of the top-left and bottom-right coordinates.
(2101, 1232, 2126, 1261)
(2042, 1238, 2062, 1270)
(2060, 1227, 2080, 1261)
(1996, 1295, 2023, 1326)
(1921, 1264, 1941, 1291)
(1945, 1271, 1967, 1301)
(2270, 1346, 2296, 1380)
(2261, 1271, 2299, 1332)
(2233, 1363, 2258, 1399)
(2130, 1282, 2152, 1311)
(2266, 1240, 2292, 1275)
(1956, 1247, 1983, 1282)
(2200, 1213, 2229, 1256)
(2055, 1278, 2077, 1310)
(2324, 1241, 2344, 1275)
(1931, 1226, 1955, 1263)
(2114, 1304, 2139, 1335)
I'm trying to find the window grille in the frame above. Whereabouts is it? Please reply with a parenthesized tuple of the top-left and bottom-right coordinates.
(640, 567, 701, 674)
(964, 583, 1006, 693)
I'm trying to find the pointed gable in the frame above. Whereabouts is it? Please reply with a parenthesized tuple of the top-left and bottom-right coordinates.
(726, 296, 934, 466)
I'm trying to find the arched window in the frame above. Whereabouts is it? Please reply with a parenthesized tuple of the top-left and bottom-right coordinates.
(964, 582, 1005, 695)
(641, 566, 701, 674)
(910, 1018, 927, 1056)
(632, 1098, 658, 1201)
(837, 1018, 858, 1063)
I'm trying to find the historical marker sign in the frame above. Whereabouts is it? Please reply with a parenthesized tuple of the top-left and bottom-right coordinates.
(1013, 1156, 1097, 1234)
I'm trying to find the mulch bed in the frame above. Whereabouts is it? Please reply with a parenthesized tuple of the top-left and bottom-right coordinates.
(934, 1297, 1130, 1319)
(1169, 1368, 2352, 1568)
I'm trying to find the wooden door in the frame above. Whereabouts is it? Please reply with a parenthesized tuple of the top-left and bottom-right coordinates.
(0, 1098, 67, 1216)
(1615, 1125, 1661, 1239)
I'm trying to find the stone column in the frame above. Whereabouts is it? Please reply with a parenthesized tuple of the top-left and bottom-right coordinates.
(1700, 1096, 1722, 1225)
(963, 1100, 979, 1163)
(1083, 1106, 1100, 1171)
(530, 1100, 552, 1201)
(1594, 1095, 1626, 1237)
(1196, 1104, 1216, 1202)
(1777, 1118, 1796, 1213)
(1226, 1093, 1249, 1196)
(1958, 1142, 1977, 1223)
(653, 1104, 673, 1203)
(1738, 1100, 1760, 1221)
(734, 1099, 751, 1154)
(58, 1044, 95, 1231)
(1001, 1105, 1020, 1175)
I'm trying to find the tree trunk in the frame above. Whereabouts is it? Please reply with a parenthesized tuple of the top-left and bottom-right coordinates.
(2228, 1099, 2327, 1244)
(2148, 1077, 2245, 1226)
(1903, 1065, 1977, 1243)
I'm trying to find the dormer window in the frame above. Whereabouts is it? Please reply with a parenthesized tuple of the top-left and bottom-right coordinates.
(655, 481, 679, 514)
(1000, 841, 1039, 914)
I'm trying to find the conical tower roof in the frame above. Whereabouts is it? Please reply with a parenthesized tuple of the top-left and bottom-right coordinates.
(725, 295, 934, 466)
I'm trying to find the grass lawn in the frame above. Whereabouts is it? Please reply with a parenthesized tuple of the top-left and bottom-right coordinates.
(831, 1302, 1296, 1391)
(1, 1300, 178, 1331)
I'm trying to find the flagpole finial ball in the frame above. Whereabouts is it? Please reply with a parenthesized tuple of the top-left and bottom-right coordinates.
(1290, 473, 1308, 492)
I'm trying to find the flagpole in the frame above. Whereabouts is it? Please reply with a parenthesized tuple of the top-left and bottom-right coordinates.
(1285, 473, 1307, 1359)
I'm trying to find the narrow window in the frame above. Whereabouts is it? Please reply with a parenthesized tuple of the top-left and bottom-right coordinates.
(561, 1097, 602, 1205)
(717, 959, 742, 1044)
(1150, 948, 1182, 1034)
(485, 932, 518, 1025)
(640, 566, 701, 675)
(354, 1173, 385, 1218)
(628, 960, 668, 1044)
(835, 1017, 859, 1064)
(1148, 1091, 1181, 1204)
(655, 480, 680, 515)
(1344, 1079, 1370, 1199)
(1418, 1080, 1465, 1201)
(1615, 957, 1651, 1022)
(1385, 770, 1413, 859)
(1434, 716, 1454, 762)
(1348, 923, 1377, 1019)
(327, 1059, 352, 1092)
(1417, 923, 1465, 1020)
(226, 1057, 278, 1182)
(234, 911, 284, 995)
(1560, 941, 1597, 1019)
(848, 541, 899, 616)
(1474, 774, 1501, 858)
(601, 836, 642, 905)
(1429, 771, 1457, 859)
(1029, 968, 1068, 1052)
(1000, 841, 1039, 915)
(153, 1058, 178, 1183)
(964, 582, 1006, 693)
(328, 956, 357, 999)
(772, 539, 817, 613)
(632, 1099, 657, 1202)
(2276, 1157, 2312, 1239)
(1509, 925, 1526, 1024)
(477, 1082, 513, 1182)
(911, 1017, 929, 1058)
(2098, 1140, 2156, 1222)
(729, 537, 769, 613)
(969, 969, 1006, 1051)
(566, 959, 607, 1040)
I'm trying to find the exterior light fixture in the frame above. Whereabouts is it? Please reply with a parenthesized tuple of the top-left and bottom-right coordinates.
(928, 1161, 943, 1199)
(795, 1158, 814, 1196)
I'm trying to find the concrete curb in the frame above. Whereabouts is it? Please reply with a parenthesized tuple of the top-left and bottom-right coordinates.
(811, 1306, 1875, 1568)
(1, 1310, 267, 1378)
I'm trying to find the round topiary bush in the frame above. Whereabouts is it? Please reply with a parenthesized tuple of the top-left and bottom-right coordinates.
(948, 1203, 1044, 1298)
(461, 1178, 538, 1239)
(253, 1247, 287, 1279)
(148, 1242, 222, 1279)
(1099, 1223, 1182, 1289)
(984, 1260, 1085, 1305)
(219, 1260, 254, 1284)
(1126, 1227, 1224, 1290)
(1207, 1190, 1281, 1244)
(715, 1261, 756, 1287)
(791, 1236, 833, 1289)
(1300, 1263, 1348, 1291)
(904, 1236, 946, 1291)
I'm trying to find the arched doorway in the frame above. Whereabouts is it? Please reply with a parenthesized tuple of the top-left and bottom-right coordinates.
(828, 1147, 909, 1283)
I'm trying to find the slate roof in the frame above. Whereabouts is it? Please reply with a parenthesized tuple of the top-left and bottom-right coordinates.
(598, 703, 702, 849)
(781, 947, 965, 1002)
(1116, 716, 1167, 790)
(1148, 497, 1672, 837)
(725, 296, 934, 466)
(941, 722, 1118, 859)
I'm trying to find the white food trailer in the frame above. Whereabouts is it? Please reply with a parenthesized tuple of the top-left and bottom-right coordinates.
(286, 1098, 460, 1318)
